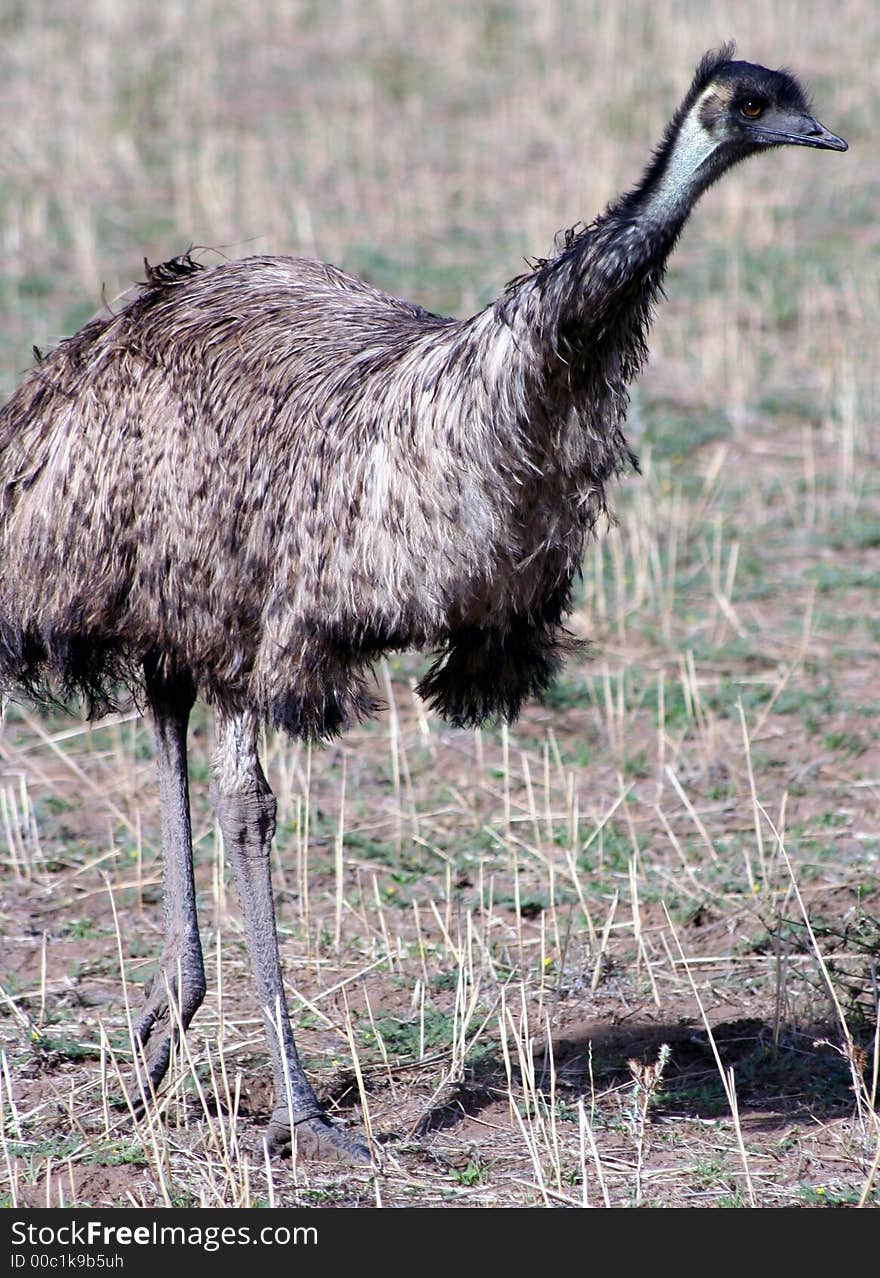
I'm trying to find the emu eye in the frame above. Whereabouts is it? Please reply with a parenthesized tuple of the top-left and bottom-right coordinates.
(740, 100, 765, 119)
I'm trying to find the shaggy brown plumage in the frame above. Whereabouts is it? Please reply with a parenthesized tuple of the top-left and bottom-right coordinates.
(0, 244, 638, 737)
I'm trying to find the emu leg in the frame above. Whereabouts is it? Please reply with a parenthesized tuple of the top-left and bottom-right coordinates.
(132, 662, 206, 1099)
(211, 712, 371, 1167)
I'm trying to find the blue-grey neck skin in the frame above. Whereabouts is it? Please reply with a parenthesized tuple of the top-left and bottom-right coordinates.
(635, 99, 736, 230)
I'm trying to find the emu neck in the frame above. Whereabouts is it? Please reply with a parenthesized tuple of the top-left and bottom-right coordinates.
(498, 106, 730, 373)
(636, 110, 724, 227)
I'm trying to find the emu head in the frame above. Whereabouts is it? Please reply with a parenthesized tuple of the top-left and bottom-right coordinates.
(696, 54, 848, 158)
(643, 44, 847, 222)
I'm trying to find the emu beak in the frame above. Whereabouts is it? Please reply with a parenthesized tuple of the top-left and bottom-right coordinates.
(752, 113, 848, 151)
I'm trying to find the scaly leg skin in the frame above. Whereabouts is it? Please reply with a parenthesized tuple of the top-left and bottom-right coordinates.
(132, 662, 206, 1104)
(212, 711, 372, 1168)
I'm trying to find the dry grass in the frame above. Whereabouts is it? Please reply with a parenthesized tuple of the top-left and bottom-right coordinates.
(1, 0, 878, 1208)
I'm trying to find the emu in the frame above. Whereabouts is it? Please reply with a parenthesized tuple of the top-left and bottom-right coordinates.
(0, 48, 846, 1165)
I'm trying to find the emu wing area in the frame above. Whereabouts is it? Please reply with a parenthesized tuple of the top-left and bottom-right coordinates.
(0, 255, 581, 735)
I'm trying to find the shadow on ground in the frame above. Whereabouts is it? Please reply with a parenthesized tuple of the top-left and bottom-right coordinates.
(411, 1015, 873, 1136)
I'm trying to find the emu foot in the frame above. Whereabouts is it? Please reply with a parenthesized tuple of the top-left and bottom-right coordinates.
(130, 950, 206, 1104)
(267, 1110, 373, 1167)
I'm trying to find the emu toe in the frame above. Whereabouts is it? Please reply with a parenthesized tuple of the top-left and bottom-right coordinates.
(266, 1112, 373, 1168)
(131, 1019, 174, 1107)
(130, 948, 207, 1104)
